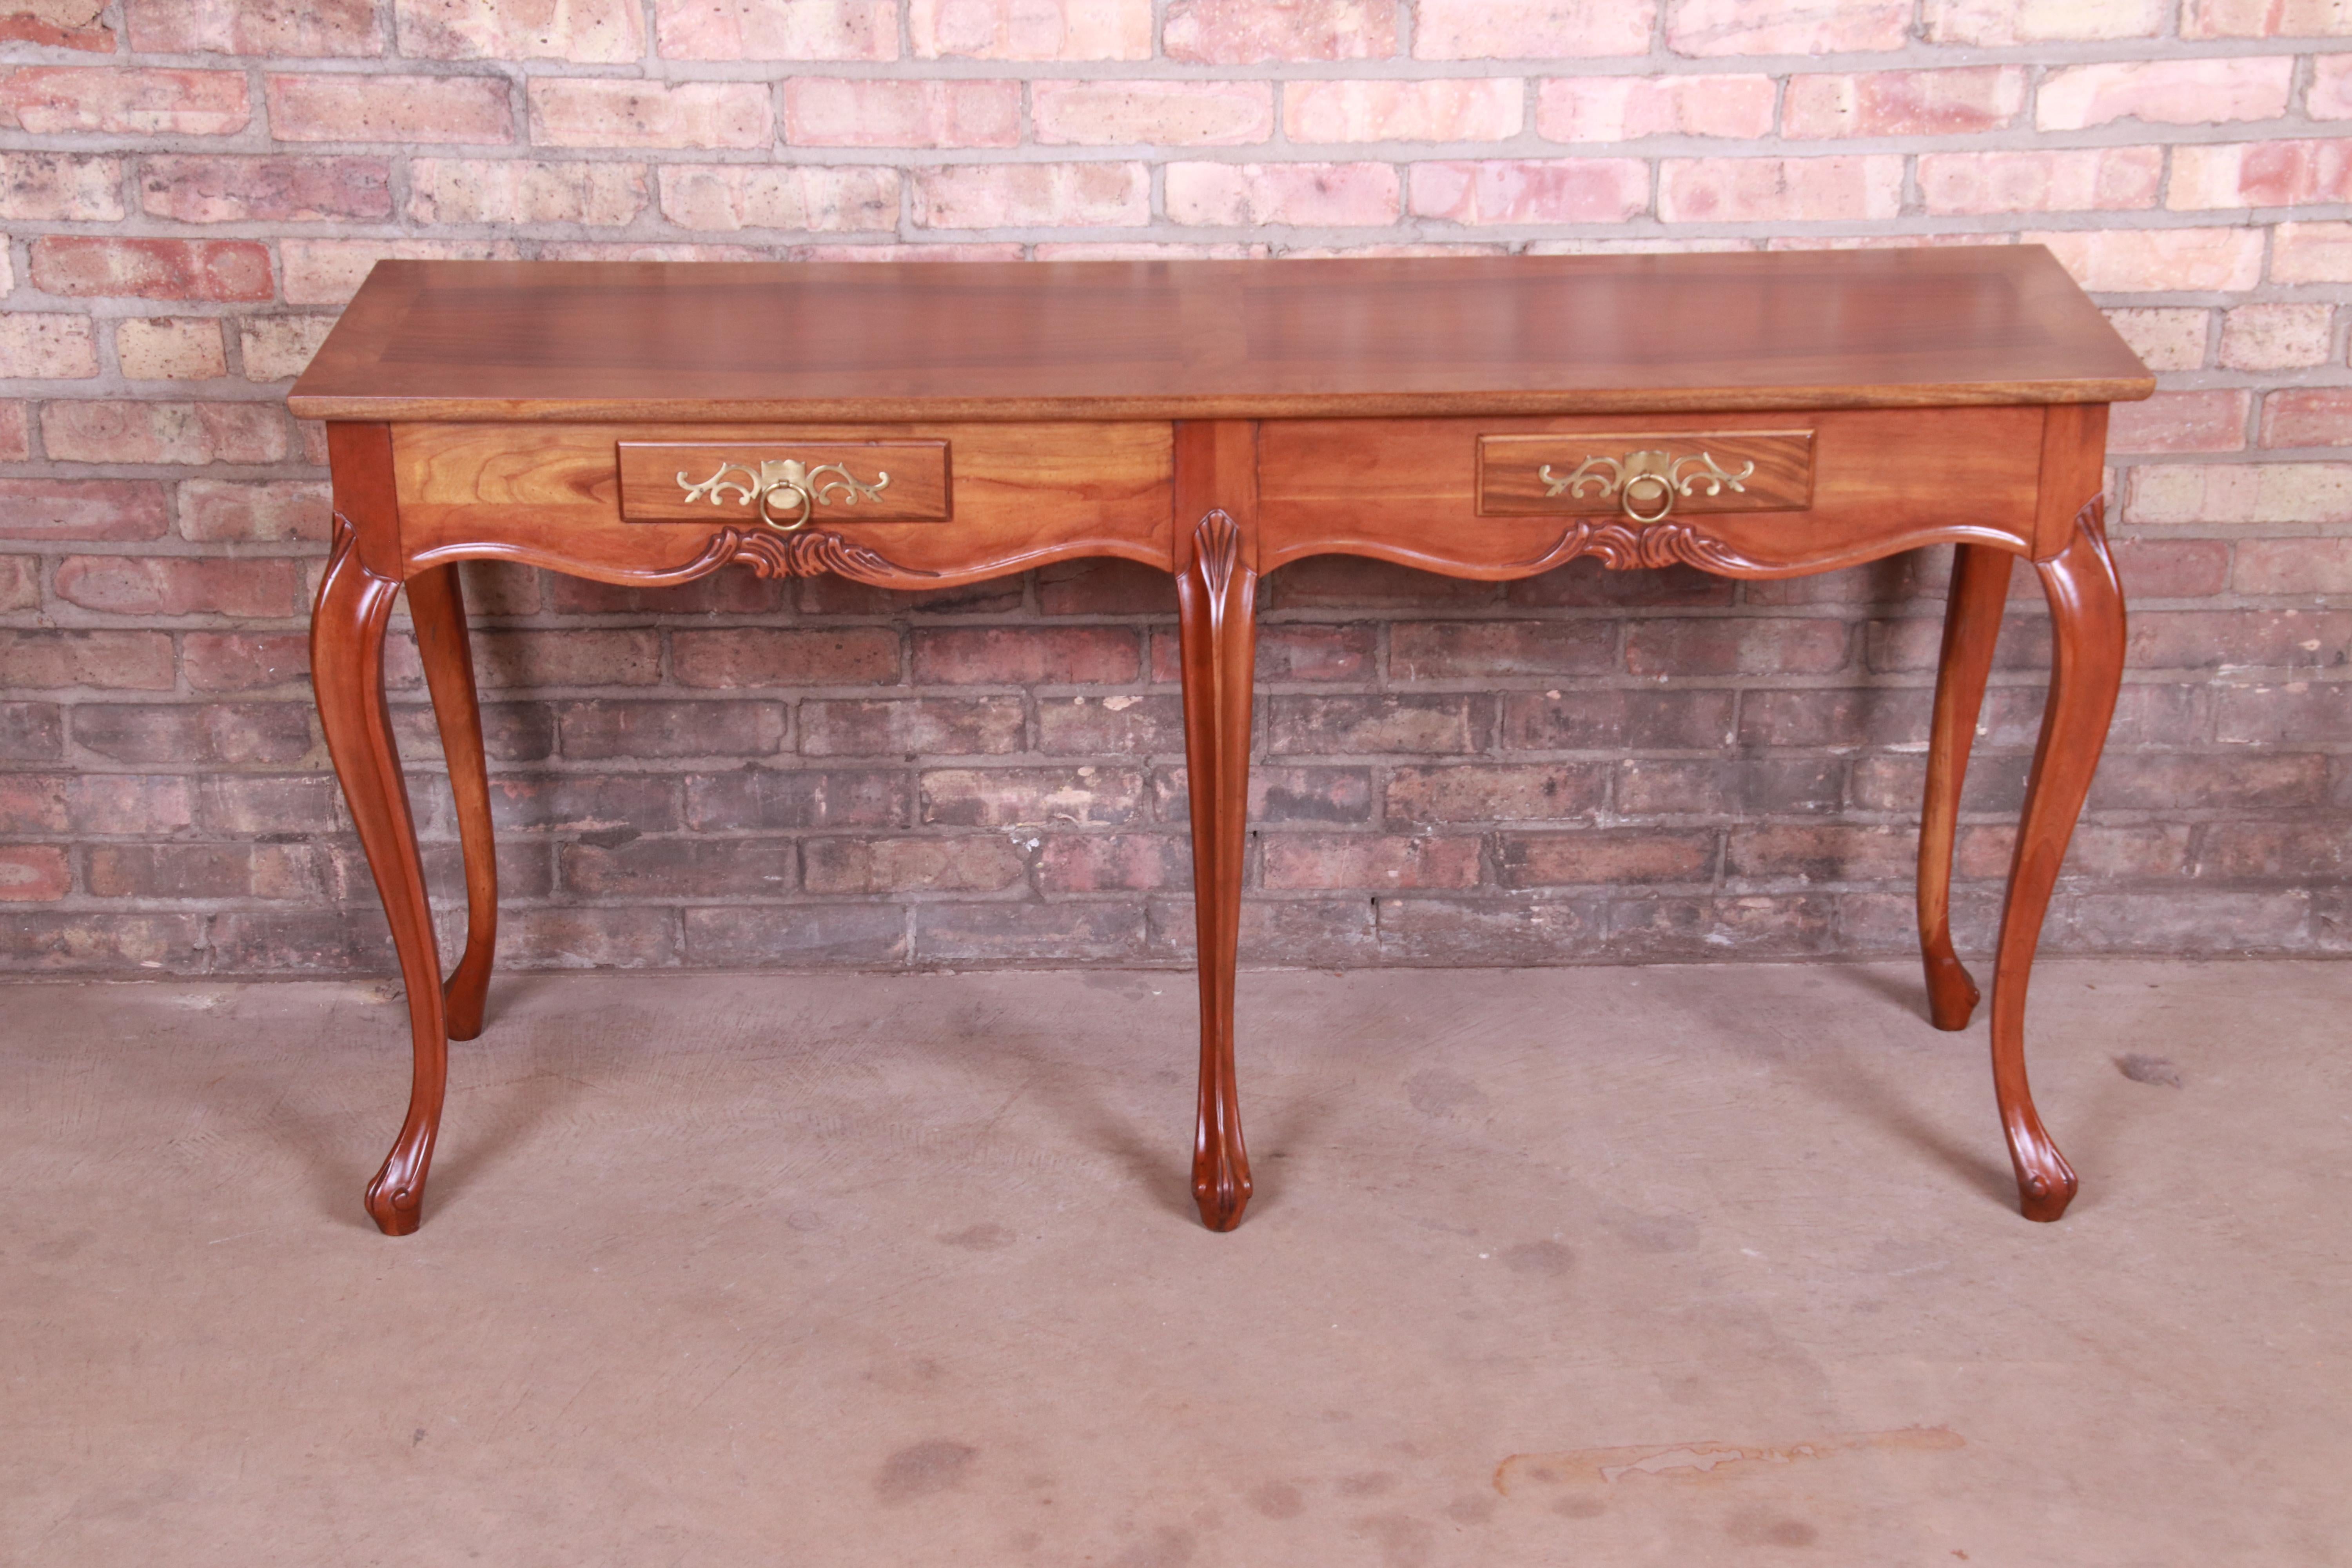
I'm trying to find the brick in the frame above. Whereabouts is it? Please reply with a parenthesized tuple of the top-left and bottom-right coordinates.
(799, 697, 1025, 756)
(2130, 609, 2352, 669)
(0, 774, 68, 832)
(1035, 693, 1185, 753)
(789, 79, 1021, 148)
(29, 238, 274, 303)
(73, 702, 310, 765)
(555, 700, 787, 759)
(912, 626, 1137, 685)
(1498, 829, 1713, 886)
(909, 0, 1150, 58)
(126, 0, 384, 54)
(183, 630, 309, 692)
(87, 842, 328, 901)
(922, 766, 1145, 827)
(686, 767, 908, 830)
(0, 0, 112, 51)
(1027, 80, 1267, 149)
(1782, 67, 2026, 139)
(2314, 56, 2352, 120)
(0, 702, 61, 762)
(2261, 388, 2352, 448)
(1165, 161, 1399, 226)
(561, 837, 796, 898)
(1925, 0, 2164, 44)
(2128, 463, 2352, 524)
(1501, 688, 1734, 750)
(1034, 832, 1187, 891)
(2172, 139, 2352, 210)
(683, 903, 906, 966)
(1271, 555, 1495, 608)
(114, 318, 227, 381)
(657, 0, 893, 58)
(1385, 763, 1606, 824)
(2077, 890, 2312, 953)
(2218, 303, 2329, 372)
(2029, 227, 2264, 292)
(2197, 819, 2352, 878)
(1268, 694, 1482, 755)
(41, 402, 289, 466)
(658, 165, 897, 234)
(397, 0, 642, 60)
(1264, 832, 1481, 890)
(0, 915, 209, 972)
(912, 162, 1149, 228)
(54, 555, 303, 617)
(1955, 822, 2191, 882)
(406, 159, 648, 226)
(1629, 617, 1850, 675)
(1285, 79, 1521, 144)
(141, 155, 390, 227)
(2269, 220, 2352, 283)
(0, 153, 124, 221)
(267, 74, 511, 144)
(528, 80, 770, 150)
(1659, 156, 1902, 224)
(456, 628, 656, 689)
(1410, 158, 1649, 224)
(238, 317, 338, 381)
(0, 480, 169, 543)
(2092, 753, 2327, 810)
(2235, 537, 2352, 593)
(1736, 686, 1929, 748)
(0, 555, 34, 612)
(0, 631, 174, 691)
(2184, 0, 2352, 37)
(279, 240, 519, 305)
(392, 698, 552, 763)
(1372, 893, 1599, 963)
(1608, 894, 1835, 958)
(1164, 0, 1395, 61)
(2037, 57, 2294, 132)
(0, 405, 25, 462)
(1665, 0, 1909, 54)
(1536, 76, 1775, 142)
(806, 834, 1027, 894)
(1414, 0, 1651, 58)
(1617, 757, 1840, 817)
(1868, 610, 2049, 673)
(178, 479, 329, 542)
(1920, 147, 2161, 214)
(2107, 388, 2249, 453)
(0, 845, 68, 902)
(2110, 536, 2230, 598)
(913, 902, 1144, 963)
(0, 314, 98, 379)
(1388, 620, 1613, 679)
(2217, 681, 2352, 744)
(1726, 824, 1913, 884)
(1508, 559, 1730, 608)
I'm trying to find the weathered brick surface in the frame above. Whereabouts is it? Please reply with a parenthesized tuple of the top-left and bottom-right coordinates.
(4, 5, 2351, 973)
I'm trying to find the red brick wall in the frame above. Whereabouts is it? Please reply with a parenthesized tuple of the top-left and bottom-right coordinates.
(2, 0, 2348, 973)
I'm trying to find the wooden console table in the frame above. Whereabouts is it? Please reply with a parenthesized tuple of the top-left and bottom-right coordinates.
(289, 248, 2152, 1236)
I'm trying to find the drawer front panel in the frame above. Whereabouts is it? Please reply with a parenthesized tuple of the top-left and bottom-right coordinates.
(1477, 430, 1813, 518)
(618, 439, 950, 524)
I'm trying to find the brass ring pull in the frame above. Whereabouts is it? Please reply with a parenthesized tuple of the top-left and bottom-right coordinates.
(757, 480, 814, 532)
(1620, 473, 1674, 524)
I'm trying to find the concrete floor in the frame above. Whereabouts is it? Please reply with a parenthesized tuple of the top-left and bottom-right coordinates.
(1, 961, 2346, 1566)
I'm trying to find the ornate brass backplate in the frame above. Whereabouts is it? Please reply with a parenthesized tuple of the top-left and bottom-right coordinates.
(617, 440, 951, 524)
(1477, 430, 1815, 520)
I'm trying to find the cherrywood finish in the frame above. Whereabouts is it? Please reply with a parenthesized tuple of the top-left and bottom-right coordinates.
(296, 250, 2151, 1234)
(1174, 421, 1260, 1231)
(1918, 543, 2015, 1033)
(313, 423, 449, 1236)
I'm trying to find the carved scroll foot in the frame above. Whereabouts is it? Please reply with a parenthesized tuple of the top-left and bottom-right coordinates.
(1989, 498, 2123, 1223)
(314, 512, 450, 1237)
(1178, 506, 1256, 1233)
(1919, 543, 2015, 1033)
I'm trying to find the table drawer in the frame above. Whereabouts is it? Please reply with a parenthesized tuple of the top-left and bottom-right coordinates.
(1259, 407, 2044, 575)
(392, 421, 1174, 584)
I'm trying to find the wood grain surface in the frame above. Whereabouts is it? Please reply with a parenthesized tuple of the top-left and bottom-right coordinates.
(290, 248, 2153, 424)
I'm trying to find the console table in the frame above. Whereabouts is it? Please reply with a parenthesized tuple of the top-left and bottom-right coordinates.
(289, 248, 2153, 1237)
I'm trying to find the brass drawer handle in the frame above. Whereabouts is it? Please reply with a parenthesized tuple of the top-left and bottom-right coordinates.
(677, 457, 891, 533)
(1539, 449, 1755, 524)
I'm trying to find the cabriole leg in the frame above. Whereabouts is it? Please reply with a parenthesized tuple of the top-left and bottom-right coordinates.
(314, 515, 450, 1236)
(1989, 499, 2125, 1221)
(410, 564, 498, 1042)
(1177, 508, 1256, 1232)
(1918, 543, 2016, 1031)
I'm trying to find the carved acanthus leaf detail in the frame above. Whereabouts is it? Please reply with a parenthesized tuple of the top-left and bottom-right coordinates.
(670, 527, 938, 585)
(1520, 519, 1767, 575)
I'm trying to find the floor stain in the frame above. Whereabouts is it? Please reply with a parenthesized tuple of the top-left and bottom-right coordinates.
(874, 1439, 976, 1504)
(1495, 1426, 1964, 1496)
(2116, 1053, 2184, 1089)
(1247, 1481, 1306, 1519)
(938, 1222, 1014, 1250)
